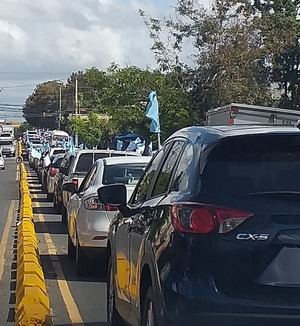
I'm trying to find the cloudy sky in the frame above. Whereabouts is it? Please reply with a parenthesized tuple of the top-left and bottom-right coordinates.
(0, 0, 208, 120)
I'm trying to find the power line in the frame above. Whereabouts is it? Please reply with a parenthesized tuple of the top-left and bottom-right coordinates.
(0, 71, 71, 75)
(0, 103, 24, 107)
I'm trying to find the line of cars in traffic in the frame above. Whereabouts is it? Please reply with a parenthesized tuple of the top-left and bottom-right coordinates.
(25, 125, 300, 325)
(25, 139, 151, 277)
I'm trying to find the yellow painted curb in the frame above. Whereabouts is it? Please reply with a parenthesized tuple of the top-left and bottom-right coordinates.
(15, 161, 52, 326)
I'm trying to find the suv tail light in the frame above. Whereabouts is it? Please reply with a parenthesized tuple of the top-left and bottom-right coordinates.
(171, 203, 253, 234)
(84, 196, 118, 211)
(49, 167, 58, 177)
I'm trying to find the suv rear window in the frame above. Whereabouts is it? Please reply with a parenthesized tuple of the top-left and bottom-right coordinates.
(75, 153, 93, 173)
(52, 149, 65, 156)
(103, 164, 146, 185)
(201, 135, 300, 199)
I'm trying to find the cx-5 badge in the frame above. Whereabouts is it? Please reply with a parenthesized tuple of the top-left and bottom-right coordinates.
(236, 233, 269, 241)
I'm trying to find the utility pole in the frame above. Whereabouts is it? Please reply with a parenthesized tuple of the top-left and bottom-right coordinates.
(58, 84, 62, 130)
(75, 77, 79, 147)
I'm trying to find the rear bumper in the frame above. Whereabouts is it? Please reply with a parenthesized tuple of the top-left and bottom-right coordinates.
(163, 280, 300, 325)
(174, 311, 300, 326)
(77, 211, 110, 248)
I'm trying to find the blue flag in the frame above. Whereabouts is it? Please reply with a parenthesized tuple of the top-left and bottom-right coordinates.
(69, 136, 76, 155)
(145, 91, 160, 133)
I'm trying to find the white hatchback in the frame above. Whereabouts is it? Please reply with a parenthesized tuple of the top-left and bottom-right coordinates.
(67, 156, 151, 275)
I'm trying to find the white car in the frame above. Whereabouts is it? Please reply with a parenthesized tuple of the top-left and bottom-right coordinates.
(0, 152, 5, 170)
(67, 156, 151, 275)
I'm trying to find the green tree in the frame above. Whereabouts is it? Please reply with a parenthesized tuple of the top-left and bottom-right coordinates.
(23, 81, 61, 128)
(253, 0, 300, 109)
(140, 0, 275, 118)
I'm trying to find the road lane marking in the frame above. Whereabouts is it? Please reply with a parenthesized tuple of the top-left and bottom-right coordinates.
(0, 200, 16, 281)
(30, 186, 84, 325)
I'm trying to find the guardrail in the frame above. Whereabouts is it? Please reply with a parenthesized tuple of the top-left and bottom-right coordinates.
(15, 159, 52, 325)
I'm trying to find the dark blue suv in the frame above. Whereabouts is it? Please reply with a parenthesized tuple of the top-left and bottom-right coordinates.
(99, 125, 300, 326)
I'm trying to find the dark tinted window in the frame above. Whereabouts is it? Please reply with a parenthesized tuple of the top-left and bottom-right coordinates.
(152, 141, 185, 197)
(0, 140, 13, 145)
(75, 153, 93, 172)
(201, 135, 300, 199)
(170, 142, 194, 192)
(53, 157, 63, 166)
(52, 149, 65, 156)
(103, 164, 146, 185)
(131, 150, 165, 204)
(95, 153, 110, 160)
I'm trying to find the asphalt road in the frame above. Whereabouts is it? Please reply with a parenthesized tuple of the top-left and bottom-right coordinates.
(27, 168, 107, 326)
(0, 158, 18, 325)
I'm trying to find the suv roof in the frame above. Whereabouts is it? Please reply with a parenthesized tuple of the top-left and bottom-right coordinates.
(102, 156, 151, 166)
(168, 125, 300, 145)
(75, 149, 140, 156)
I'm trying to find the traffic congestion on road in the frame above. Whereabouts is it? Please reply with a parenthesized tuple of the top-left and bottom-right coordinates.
(2, 122, 300, 325)
(0, 0, 299, 325)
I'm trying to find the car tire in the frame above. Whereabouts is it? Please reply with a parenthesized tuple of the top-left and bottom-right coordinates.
(47, 193, 54, 201)
(141, 287, 158, 326)
(68, 233, 76, 259)
(107, 257, 125, 326)
(75, 234, 89, 276)
(62, 205, 67, 224)
(53, 196, 57, 209)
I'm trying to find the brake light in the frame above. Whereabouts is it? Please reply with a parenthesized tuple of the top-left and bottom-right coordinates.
(72, 178, 78, 190)
(104, 205, 118, 211)
(171, 203, 253, 234)
(84, 197, 118, 211)
(49, 167, 58, 177)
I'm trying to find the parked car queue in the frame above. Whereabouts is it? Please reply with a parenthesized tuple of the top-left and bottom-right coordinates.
(26, 124, 300, 326)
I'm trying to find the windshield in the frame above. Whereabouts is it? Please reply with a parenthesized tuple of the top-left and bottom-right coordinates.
(0, 141, 13, 146)
(53, 135, 68, 141)
(201, 135, 300, 199)
(76, 153, 113, 173)
(103, 164, 146, 185)
(75, 153, 94, 173)
(52, 149, 65, 156)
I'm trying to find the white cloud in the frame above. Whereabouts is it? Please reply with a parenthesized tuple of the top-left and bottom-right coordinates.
(0, 0, 208, 108)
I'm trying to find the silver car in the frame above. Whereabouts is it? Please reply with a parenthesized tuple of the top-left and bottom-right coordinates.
(67, 156, 151, 275)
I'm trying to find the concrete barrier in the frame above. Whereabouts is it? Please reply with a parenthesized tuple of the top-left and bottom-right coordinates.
(15, 161, 52, 326)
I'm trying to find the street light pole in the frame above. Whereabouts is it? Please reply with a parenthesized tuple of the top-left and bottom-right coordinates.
(58, 84, 62, 130)
(75, 77, 79, 147)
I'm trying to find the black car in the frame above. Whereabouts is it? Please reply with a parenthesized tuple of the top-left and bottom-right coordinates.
(98, 125, 300, 326)
(53, 152, 75, 214)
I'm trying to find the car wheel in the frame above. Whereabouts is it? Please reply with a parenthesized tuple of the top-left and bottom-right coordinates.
(53, 196, 57, 209)
(61, 205, 67, 224)
(68, 233, 76, 259)
(141, 287, 157, 326)
(107, 257, 125, 326)
(75, 234, 89, 276)
(47, 193, 54, 201)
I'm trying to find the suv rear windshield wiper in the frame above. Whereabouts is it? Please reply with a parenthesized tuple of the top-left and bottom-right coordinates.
(250, 191, 300, 200)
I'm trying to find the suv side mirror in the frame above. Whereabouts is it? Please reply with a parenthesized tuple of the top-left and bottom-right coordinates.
(63, 182, 76, 194)
(97, 184, 127, 207)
